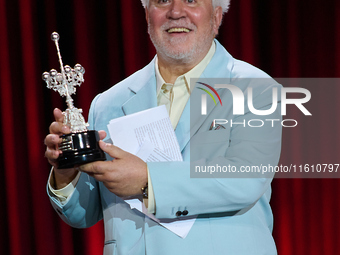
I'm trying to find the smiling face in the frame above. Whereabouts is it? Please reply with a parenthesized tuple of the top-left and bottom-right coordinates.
(146, 0, 222, 65)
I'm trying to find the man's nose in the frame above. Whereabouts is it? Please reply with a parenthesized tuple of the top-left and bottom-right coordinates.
(166, 0, 187, 19)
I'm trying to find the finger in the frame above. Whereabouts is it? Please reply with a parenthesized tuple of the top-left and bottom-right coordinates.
(48, 158, 58, 168)
(98, 130, 107, 140)
(45, 147, 61, 167)
(53, 108, 65, 123)
(45, 147, 61, 161)
(44, 134, 62, 148)
(77, 160, 112, 175)
(49, 121, 70, 135)
(50, 108, 70, 135)
(99, 141, 126, 159)
(87, 172, 109, 183)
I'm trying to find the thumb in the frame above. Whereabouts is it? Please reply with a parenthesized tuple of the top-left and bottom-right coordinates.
(98, 130, 107, 140)
(99, 140, 126, 159)
(53, 108, 65, 123)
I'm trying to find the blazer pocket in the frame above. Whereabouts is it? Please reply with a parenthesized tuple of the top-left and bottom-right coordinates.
(193, 130, 230, 145)
(104, 240, 117, 255)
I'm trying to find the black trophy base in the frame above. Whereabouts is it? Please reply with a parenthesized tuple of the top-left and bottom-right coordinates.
(58, 130, 106, 169)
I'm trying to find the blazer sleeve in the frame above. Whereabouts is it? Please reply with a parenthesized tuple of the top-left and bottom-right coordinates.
(48, 172, 103, 228)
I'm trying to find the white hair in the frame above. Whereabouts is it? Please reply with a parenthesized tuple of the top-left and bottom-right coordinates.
(140, 0, 231, 14)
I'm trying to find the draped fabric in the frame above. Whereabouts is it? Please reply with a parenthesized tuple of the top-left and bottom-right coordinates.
(0, 0, 339, 254)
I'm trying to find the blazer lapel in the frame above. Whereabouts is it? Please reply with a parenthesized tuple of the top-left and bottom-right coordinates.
(175, 80, 218, 152)
(122, 59, 158, 116)
(175, 40, 234, 151)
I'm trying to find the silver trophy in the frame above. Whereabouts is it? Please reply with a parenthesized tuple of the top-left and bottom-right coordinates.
(42, 32, 106, 169)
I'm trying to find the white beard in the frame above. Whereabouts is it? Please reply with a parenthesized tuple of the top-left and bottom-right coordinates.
(148, 18, 215, 64)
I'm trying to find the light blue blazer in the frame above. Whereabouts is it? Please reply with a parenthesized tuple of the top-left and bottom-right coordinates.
(48, 40, 282, 255)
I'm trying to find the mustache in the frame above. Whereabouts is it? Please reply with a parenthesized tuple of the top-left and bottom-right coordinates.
(161, 21, 197, 31)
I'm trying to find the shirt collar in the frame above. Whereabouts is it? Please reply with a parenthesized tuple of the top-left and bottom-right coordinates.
(155, 41, 216, 95)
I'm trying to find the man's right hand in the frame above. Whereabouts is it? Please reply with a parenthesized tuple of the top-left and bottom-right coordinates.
(44, 108, 77, 190)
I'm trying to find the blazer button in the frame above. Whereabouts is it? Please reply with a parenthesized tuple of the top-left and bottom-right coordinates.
(176, 211, 182, 217)
(182, 210, 188, 216)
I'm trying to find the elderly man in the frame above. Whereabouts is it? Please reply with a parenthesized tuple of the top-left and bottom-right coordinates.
(45, 0, 281, 254)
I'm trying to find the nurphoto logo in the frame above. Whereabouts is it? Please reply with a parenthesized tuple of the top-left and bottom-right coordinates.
(197, 82, 312, 127)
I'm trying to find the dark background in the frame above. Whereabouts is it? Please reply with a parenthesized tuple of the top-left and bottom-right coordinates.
(1, 0, 339, 254)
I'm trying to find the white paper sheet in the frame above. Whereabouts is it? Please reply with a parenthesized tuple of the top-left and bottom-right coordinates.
(108, 105, 182, 161)
(107, 105, 196, 238)
(136, 141, 173, 162)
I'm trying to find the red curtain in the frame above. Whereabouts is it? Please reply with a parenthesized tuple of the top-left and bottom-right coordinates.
(0, 0, 339, 254)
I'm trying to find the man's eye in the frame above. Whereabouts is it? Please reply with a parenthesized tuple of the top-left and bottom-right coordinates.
(187, 0, 195, 3)
(158, 0, 169, 3)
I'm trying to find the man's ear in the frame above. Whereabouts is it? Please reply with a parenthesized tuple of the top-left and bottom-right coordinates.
(213, 6, 223, 36)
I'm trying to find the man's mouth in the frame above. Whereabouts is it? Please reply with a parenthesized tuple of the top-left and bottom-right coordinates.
(167, 27, 191, 33)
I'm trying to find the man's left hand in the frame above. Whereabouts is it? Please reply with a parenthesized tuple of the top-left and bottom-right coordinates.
(78, 140, 148, 198)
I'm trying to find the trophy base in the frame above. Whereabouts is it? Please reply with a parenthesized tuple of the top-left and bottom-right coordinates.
(58, 130, 106, 169)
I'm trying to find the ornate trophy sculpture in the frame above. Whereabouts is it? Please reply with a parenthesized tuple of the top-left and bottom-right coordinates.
(42, 32, 106, 169)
